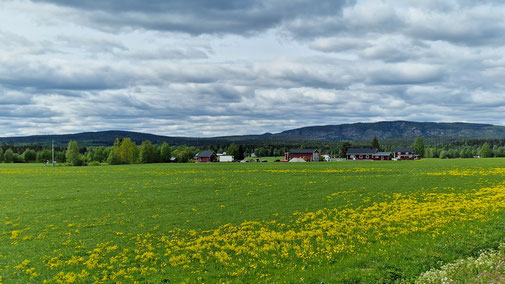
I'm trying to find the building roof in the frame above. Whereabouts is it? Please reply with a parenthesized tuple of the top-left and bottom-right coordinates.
(198, 151, 216, 158)
(374, 152, 392, 156)
(346, 148, 378, 155)
(289, 158, 307, 162)
(290, 149, 318, 154)
(394, 148, 414, 152)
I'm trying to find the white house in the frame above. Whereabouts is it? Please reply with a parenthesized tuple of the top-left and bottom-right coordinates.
(219, 155, 234, 162)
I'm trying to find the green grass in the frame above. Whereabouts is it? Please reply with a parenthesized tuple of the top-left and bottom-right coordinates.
(2, 159, 505, 282)
(416, 243, 505, 283)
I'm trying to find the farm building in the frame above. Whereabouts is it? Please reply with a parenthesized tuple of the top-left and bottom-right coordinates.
(289, 158, 306, 162)
(393, 148, 420, 160)
(285, 149, 320, 162)
(346, 148, 392, 161)
(196, 151, 217, 163)
(219, 155, 234, 162)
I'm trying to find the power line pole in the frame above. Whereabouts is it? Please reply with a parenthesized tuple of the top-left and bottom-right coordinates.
(52, 140, 55, 166)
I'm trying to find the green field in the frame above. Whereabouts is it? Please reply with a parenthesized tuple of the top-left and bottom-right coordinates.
(2, 159, 505, 282)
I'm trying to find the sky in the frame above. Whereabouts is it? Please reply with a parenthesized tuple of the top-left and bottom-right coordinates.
(1, 0, 505, 137)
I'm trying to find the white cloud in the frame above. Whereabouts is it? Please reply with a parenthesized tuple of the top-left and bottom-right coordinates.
(1, 0, 505, 137)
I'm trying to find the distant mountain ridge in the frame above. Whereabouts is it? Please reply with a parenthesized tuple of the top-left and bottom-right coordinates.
(2, 121, 505, 146)
(0, 130, 210, 147)
(274, 121, 505, 140)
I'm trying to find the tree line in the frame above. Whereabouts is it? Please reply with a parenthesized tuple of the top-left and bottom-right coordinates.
(0, 137, 504, 164)
(0, 138, 248, 165)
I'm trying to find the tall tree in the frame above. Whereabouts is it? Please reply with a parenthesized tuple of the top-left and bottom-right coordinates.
(226, 144, 239, 160)
(66, 140, 83, 166)
(339, 142, 352, 157)
(118, 138, 139, 164)
(0, 148, 3, 162)
(37, 149, 52, 163)
(22, 149, 37, 162)
(139, 140, 157, 164)
(107, 145, 122, 165)
(479, 142, 492, 158)
(4, 149, 14, 163)
(172, 147, 194, 163)
(92, 146, 107, 162)
(371, 136, 380, 150)
(413, 137, 425, 158)
(160, 142, 171, 163)
(237, 145, 245, 160)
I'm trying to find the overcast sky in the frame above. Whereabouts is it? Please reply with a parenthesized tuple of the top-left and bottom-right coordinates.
(1, 0, 505, 137)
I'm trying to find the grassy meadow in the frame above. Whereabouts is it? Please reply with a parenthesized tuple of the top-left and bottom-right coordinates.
(2, 159, 505, 282)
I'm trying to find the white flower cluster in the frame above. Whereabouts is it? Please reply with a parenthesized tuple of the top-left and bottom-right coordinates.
(416, 243, 505, 283)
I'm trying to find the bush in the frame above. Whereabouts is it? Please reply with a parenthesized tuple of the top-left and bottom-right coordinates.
(22, 149, 37, 162)
(416, 243, 505, 283)
(37, 150, 52, 163)
(3, 149, 15, 163)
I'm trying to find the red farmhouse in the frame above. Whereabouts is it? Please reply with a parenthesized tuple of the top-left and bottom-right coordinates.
(346, 148, 391, 161)
(393, 148, 419, 160)
(286, 149, 320, 162)
(196, 151, 217, 163)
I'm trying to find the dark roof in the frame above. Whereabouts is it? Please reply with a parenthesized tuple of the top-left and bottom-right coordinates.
(394, 148, 414, 152)
(346, 148, 378, 155)
(374, 152, 392, 156)
(290, 149, 318, 154)
(198, 151, 216, 158)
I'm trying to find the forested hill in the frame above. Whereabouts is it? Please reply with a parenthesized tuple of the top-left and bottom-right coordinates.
(2, 121, 505, 146)
(274, 121, 505, 141)
(0, 131, 220, 147)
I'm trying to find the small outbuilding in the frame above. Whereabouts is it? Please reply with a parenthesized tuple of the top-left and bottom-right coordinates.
(285, 149, 320, 162)
(196, 151, 217, 163)
(219, 155, 234, 162)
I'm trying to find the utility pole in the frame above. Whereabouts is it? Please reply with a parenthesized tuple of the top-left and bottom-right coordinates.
(52, 140, 55, 166)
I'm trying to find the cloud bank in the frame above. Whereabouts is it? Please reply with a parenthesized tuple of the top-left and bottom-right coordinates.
(1, 0, 505, 137)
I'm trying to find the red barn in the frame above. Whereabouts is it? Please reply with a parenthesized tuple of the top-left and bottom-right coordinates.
(393, 148, 419, 160)
(346, 148, 391, 161)
(196, 151, 217, 163)
(286, 149, 320, 162)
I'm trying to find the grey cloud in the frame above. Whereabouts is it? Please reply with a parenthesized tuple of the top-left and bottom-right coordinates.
(4, 0, 505, 137)
(55, 35, 127, 54)
(122, 47, 209, 61)
(0, 105, 56, 118)
(0, 89, 34, 105)
(0, 58, 137, 91)
(32, 0, 352, 35)
(0, 30, 60, 55)
(403, 4, 505, 46)
(368, 63, 444, 85)
(309, 37, 371, 53)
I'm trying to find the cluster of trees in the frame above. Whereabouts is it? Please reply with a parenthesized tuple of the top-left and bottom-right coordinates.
(0, 138, 247, 165)
(3, 136, 505, 165)
(345, 136, 498, 159)
(64, 138, 197, 166)
(425, 142, 501, 159)
(0, 147, 66, 163)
